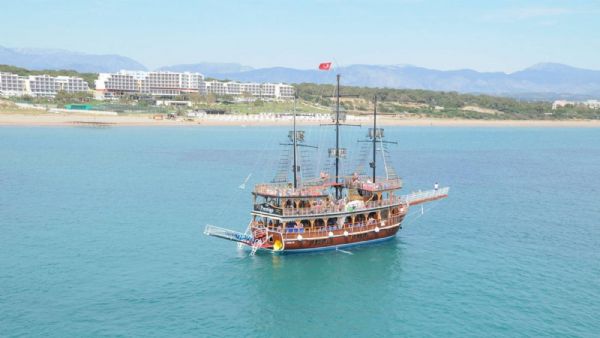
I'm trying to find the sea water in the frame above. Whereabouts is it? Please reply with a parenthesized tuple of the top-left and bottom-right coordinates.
(0, 126, 599, 337)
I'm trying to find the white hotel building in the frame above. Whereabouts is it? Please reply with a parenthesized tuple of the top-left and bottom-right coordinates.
(203, 80, 294, 99)
(0, 72, 89, 98)
(95, 71, 206, 99)
(0, 72, 27, 97)
(95, 71, 295, 100)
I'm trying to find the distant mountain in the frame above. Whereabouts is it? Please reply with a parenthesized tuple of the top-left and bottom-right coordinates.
(2, 44, 600, 98)
(508, 63, 600, 96)
(203, 63, 600, 98)
(0, 46, 146, 72)
(158, 62, 253, 77)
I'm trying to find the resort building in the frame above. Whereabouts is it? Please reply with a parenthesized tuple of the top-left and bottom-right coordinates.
(584, 100, 600, 109)
(277, 84, 295, 99)
(28, 75, 62, 97)
(225, 82, 242, 95)
(205, 81, 227, 96)
(95, 71, 205, 99)
(95, 70, 295, 100)
(552, 99, 600, 110)
(242, 83, 261, 96)
(204, 80, 294, 100)
(0, 72, 89, 98)
(0, 72, 27, 97)
(55, 76, 90, 93)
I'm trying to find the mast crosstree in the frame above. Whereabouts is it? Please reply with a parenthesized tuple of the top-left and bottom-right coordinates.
(357, 96, 397, 182)
(322, 74, 360, 199)
(278, 95, 317, 189)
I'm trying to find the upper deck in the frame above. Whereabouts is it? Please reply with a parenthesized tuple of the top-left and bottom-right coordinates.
(252, 187, 449, 219)
(253, 182, 329, 198)
(254, 195, 402, 218)
(345, 176, 403, 192)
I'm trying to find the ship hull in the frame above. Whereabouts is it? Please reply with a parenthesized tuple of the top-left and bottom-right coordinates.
(254, 221, 403, 254)
(274, 231, 398, 254)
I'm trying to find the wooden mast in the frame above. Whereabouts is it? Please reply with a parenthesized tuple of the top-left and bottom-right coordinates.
(372, 96, 377, 183)
(293, 95, 298, 189)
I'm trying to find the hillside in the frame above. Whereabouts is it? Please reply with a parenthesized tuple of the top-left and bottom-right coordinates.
(0, 64, 97, 88)
(294, 83, 599, 120)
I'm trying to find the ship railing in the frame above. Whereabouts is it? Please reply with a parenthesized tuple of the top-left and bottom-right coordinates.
(253, 183, 328, 197)
(344, 177, 403, 191)
(275, 196, 404, 217)
(252, 188, 448, 217)
(204, 224, 255, 244)
(278, 216, 404, 240)
(254, 203, 283, 215)
(401, 187, 450, 206)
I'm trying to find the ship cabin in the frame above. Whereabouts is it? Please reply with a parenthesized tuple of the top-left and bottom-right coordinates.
(250, 176, 406, 240)
(344, 175, 403, 203)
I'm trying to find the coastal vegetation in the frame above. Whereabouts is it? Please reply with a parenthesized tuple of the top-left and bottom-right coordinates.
(294, 83, 600, 120)
(180, 85, 599, 119)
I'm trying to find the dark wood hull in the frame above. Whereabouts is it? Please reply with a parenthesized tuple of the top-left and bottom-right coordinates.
(281, 226, 400, 253)
(256, 216, 404, 253)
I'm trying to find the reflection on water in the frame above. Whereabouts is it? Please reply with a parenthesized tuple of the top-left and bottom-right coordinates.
(237, 238, 405, 335)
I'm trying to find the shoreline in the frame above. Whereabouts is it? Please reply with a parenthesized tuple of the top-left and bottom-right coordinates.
(1, 113, 600, 128)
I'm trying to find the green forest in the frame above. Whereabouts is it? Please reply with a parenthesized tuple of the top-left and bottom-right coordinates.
(294, 83, 599, 120)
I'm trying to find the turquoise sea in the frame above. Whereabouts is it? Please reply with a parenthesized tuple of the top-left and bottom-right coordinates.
(1, 126, 599, 337)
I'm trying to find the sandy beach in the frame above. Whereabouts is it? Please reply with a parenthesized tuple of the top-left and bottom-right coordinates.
(1, 112, 600, 127)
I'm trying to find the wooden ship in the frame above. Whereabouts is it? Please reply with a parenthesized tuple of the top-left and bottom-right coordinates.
(205, 75, 449, 254)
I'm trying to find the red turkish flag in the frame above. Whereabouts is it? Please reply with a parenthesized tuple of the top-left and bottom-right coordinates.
(318, 62, 332, 71)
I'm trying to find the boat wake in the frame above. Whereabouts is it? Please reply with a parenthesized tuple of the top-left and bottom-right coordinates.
(336, 248, 353, 255)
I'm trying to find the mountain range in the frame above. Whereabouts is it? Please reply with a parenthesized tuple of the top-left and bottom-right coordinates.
(2, 45, 600, 98)
(0, 46, 146, 73)
(186, 63, 600, 99)
(158, 62, 252, 76)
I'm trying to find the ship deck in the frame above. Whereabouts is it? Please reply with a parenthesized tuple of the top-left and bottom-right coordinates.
(277, 214, 404, 240)
(252, 187, 449, 220)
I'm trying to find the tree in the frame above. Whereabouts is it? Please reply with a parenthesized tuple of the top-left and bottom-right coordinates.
(55, 90, 93, 104)
(204, 93, 217, 105)
(188, 92, 203, 107)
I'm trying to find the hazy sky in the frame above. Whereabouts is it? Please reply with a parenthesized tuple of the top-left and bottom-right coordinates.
(2, 0, 599, 72)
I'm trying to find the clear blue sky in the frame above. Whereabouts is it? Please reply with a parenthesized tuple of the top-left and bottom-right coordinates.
(2, 0, 599, 72)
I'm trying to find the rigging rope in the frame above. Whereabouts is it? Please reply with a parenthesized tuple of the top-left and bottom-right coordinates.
(381, 140, 389, 179)
(237, 127, 278, 193)
(401, 202, 442, 228)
